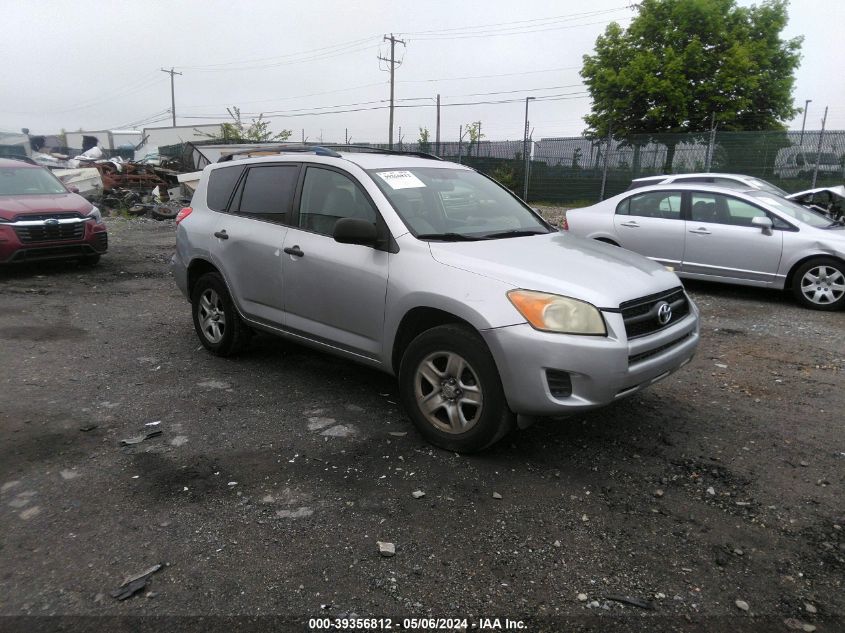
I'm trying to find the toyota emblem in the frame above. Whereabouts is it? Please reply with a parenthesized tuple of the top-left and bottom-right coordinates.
(656, 301, 672, 325)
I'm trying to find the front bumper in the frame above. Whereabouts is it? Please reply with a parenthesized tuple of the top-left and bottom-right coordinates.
(0, 219, 107, 263)
(482, 300, 699, 416)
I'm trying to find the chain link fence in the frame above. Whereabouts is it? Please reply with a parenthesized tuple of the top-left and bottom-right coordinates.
(384, 129, 845, 205)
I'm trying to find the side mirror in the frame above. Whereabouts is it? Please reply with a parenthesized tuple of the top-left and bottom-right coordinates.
(751, 216, 773, 232)
(68, 186, 80, 194)
(333, 217, 378, 246)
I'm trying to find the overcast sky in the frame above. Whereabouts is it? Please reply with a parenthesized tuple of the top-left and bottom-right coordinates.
(2, 0, 843, 143)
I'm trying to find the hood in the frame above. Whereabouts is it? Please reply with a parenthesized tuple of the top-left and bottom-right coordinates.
(786, 185, 845, 200)
(0, 193, 93, 220)
(429, 232, 682, 309)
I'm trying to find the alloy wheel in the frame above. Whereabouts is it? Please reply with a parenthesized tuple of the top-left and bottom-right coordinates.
(198, 288, 226, 343)
(800, 265, 845, 305)
(414, 351, 484, 434)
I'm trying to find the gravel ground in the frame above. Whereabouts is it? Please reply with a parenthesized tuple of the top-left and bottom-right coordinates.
(0, 217, 843, 632)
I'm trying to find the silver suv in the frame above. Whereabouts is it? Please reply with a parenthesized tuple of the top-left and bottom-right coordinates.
(171, 146, 700, 452)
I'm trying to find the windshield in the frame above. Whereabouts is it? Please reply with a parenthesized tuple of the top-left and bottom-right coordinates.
(0, 166, 67, 195)
(368, 167, 551, 240)
(746, 177, 787, 196)
(753, 193, 836, 228)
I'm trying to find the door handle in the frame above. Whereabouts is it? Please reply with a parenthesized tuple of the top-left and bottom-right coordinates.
(619, 221, 640, 227)
(689, 227, 711, 235)
(283, 245, 304, 257)
(213, 230, 229, 240)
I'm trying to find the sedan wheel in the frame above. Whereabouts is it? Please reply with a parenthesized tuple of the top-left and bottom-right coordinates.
(792, 258, 845, 310)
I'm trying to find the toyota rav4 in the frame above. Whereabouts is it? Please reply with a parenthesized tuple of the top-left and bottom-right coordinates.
(171, 146, 699, 452)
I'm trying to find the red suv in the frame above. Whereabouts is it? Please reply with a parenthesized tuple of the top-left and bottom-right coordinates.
(0, 157, 107, 264)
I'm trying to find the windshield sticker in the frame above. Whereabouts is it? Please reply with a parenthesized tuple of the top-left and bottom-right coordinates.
(377, 171, 426, 190)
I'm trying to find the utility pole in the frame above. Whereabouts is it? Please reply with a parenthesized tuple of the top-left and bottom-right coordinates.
(799, 99, 812, 147)
(522, 96, 535, 201)
(345, 128, 349, 145)
(477, 121, 482, 157)
(378, 33, 405, 148)
(811, 105, 828, 189)
(435, 94, 441, 156)
(160, 67, 182, 127)
(705, 112, 717, 172)
(458, 125, 463, 164)
(599, 126, 613, 201)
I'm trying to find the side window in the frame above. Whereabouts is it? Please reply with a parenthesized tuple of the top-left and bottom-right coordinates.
(615, 197, 630, 215)
(690, 192, 767, 227)
(234, 165, 299, 224)
(298, 167, 377, 236)
(206, 166, 244, 212)
(626, 191, 682, 219)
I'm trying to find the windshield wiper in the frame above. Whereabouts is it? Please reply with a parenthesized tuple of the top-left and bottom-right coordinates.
(415, 232, 483, 241)
(478, 229, 550, 239)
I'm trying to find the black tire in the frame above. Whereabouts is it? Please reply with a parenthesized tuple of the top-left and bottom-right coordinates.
(791, 257, 845, 311)
(80, 254, 100, 266)
(151, 202, 180, 221)
(190, 272, 251, 356)
(398, 324, 515, 453)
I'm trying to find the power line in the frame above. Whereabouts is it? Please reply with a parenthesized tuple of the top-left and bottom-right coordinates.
(408, 16, 633, 40)
(398, 65, 581, 84)
(176, 35, 381, 70)
(402, 6, 630, 36)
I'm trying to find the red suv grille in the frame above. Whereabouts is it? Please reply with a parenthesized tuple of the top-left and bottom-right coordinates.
(15, 222, 85, 243)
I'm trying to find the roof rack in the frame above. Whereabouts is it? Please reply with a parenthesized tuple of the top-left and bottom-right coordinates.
(321, 144, 443, 161)
(217, 144, 342, 162)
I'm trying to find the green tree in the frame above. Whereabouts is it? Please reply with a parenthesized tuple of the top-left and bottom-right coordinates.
(465, 121, 484, 157)
(418, 127, 431, 153)
(580, 0, 802, 171)
(201, 106, 292, 143)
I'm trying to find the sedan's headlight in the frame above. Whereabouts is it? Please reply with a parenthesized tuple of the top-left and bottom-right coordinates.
(507, 289, 607, 335)
(87, 206, 103, 224)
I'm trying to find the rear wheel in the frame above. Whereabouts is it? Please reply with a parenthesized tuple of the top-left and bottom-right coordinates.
(399, 324, 514, 453)
(191, 272, 251, 355)
(791, 258, 845, 310)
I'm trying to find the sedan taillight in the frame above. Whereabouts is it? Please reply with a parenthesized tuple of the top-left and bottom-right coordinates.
(560, 217, 569, 231)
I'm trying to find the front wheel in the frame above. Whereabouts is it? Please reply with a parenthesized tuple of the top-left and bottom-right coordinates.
(791, 258, 845, 310)
(191, 272, 251, 355)
(398, 324, 515, 453)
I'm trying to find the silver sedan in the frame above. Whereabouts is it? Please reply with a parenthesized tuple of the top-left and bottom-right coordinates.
(566, 184, 845, 310)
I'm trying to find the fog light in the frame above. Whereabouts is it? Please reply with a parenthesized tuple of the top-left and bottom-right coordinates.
(546, 370, 572, 398)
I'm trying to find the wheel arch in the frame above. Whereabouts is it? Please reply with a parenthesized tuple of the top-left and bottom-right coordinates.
(391, 307, 478, 375)
(187, 257, 222, 298)
(785, 253, 845, 289)
(594, 236, 621, 246)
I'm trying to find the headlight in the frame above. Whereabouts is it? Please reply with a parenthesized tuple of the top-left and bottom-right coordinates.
(507, 289, 607, 335)
(87, 206, 103, 224)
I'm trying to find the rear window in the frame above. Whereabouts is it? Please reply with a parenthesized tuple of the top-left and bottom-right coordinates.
(234, 164, 300, 224)
(206, 166, 244, 212)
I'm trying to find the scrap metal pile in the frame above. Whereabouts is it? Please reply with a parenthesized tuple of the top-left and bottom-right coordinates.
(54, 146, 190, 221)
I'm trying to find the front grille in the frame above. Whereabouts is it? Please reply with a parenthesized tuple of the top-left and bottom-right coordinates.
(629, 332, 693, 365)
(620, 287, 689, 339)
(14, 222, 85, 243)
(546, 369, 572, 398)
(13, 213, 80, 222)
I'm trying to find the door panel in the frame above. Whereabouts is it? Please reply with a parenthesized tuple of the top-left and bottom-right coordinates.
(682, 192, 784, 284)
(282, 230, 389, 356)
(212, 215, 288, 324)
(612, 190, 685, 266)
(282, 166, 389, 358)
